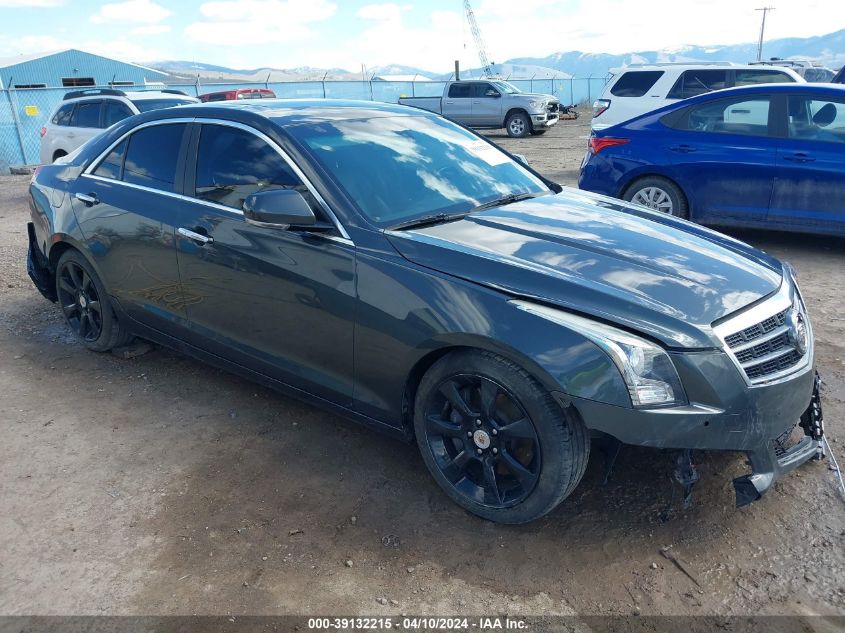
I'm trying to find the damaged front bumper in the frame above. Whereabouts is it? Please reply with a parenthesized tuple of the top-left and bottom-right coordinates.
(564, 348, 823, 507)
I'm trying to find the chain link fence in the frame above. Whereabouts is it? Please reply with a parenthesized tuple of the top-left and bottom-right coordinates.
(1, 75, 609, 169)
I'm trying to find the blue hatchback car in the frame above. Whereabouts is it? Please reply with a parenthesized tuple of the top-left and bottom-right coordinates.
(578, 83, 845, 236)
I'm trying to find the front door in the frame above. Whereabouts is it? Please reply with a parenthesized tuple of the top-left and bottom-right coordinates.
(175, 122, 356, 405)
(769, 93, 845, 236)
(668, 94, 777, 225)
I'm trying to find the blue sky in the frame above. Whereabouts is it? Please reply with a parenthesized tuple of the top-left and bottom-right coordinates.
(0, 0, 842, 72)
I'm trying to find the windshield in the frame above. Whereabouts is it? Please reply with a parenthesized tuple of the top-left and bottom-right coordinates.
(492, 81, 520, 94)
(289, 115, 547, 227)
(133, 98, 196, 113)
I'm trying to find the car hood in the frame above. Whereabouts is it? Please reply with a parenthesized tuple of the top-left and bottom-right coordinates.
(386, 190, 784, 349)
(510, 92, 558, 102)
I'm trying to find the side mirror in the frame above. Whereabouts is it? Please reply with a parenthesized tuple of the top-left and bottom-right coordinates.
(513, 153, 529, 166)
(486, 91, 501, 98)
(243, 189, 316, 228)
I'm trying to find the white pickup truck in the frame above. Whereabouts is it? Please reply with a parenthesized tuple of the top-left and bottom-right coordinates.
(399, 79, 560, 138)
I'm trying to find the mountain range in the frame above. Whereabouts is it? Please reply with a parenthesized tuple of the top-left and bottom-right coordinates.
(145, 28, 845, 82)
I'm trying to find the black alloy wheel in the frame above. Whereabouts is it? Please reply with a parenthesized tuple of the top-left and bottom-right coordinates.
(424, 374, 541, 508)
(57, 259, 103, 343)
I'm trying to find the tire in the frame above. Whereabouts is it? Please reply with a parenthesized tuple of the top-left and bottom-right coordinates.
(55, 249, 133, 352)
(623, 176, 689, 219)
(530, 129, 547, 136)
(414, 350, 589, 524)
(505, 112, 531, 138)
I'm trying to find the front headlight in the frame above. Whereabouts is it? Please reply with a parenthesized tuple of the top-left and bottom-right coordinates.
(528, 100, 545, 109)
(512, 301, 687, 408)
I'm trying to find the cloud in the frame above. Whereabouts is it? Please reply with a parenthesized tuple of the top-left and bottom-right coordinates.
(356, 3, 411, 22)
(185, 0, 337, 45)
(90, 0, 171, 24)
(0, 34, 166, 64)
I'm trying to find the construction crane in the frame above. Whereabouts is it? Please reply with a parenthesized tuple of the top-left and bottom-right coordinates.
(463, 0, 494, 77)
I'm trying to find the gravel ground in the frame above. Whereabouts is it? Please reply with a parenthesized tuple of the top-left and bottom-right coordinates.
(1, 115, 844, 620)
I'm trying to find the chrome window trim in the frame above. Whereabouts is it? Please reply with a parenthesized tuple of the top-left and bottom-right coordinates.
(712, 278, 814, 387)
(82, 116, 352, 241)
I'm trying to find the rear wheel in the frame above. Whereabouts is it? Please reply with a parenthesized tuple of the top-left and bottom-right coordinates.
(623, 176, 688, 219)
(414, 350, 589, 523)
(55, 250, 132, 352)
(506, 112, 531, 138)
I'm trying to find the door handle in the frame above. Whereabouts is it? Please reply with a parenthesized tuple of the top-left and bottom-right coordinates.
(444, 100, 454, 104)
(783, 153, 815, 163)
(178, 227, 213, 245)
(669, 144, 696, 153)
(74, 192, 99, 206)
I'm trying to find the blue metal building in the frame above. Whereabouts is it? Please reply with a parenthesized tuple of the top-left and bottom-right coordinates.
(0, 49, 168, 88)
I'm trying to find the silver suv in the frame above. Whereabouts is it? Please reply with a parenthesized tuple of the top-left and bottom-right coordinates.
(39, 88, 198, 164)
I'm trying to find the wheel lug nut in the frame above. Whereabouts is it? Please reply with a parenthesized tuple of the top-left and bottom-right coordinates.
(476, 448, 483, 455)
(491, 429, 498, 436)
(492, 448, 498, 455)
(467, 431, 473, 437)
(475, 419, 482, 426)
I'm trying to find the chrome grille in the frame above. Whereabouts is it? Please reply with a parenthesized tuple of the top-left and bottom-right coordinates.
(720, 302, 808, 384)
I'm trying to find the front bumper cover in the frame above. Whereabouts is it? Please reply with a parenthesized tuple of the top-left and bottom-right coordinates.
(27, 222, 57, 302)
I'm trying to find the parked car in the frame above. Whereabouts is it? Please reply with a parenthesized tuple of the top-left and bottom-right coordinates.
(592, 62, 803, 130)
(39, 88, 198, 164)
(399, 79, 559, 137)
(751, 58, 837, 83)
(27, 100, 823, 523)
(199, 88, 276, 102)
(579, 83, 845, 236)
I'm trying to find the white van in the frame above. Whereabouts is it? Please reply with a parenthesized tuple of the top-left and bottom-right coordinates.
(591, 62, 803, 130)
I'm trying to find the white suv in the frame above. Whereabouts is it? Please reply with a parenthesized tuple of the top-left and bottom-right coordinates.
(591, 62, 803, 130)
(39, 88, 199, 164)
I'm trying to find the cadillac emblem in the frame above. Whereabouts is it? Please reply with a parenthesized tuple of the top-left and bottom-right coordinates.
(786, 308, 808, 356)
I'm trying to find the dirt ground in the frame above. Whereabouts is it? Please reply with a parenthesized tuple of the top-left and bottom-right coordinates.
(1, 115, 844, 620)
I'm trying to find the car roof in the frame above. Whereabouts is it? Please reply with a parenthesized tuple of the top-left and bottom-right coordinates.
(141, 98, 431, 126)
(125, 91, 197, 101)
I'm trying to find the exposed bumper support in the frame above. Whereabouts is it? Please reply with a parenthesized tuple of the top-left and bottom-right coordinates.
(26, 222, 56, 302)
(733, 434, 820, 507)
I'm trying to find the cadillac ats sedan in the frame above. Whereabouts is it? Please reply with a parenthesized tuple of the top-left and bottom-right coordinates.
(27, 99, 824, 523)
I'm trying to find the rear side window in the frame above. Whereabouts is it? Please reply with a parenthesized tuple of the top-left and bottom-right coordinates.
(667, 70, 729, 99)
(122, 123, 186, 192)
(70, 101, 102, 128)
(207, 93, 228, 102)
(787, 95, 845, 143)
(681, 97, 771, 136)
(93, 140, 128, 180)
(448, 83, 472, 98)
(194, 124, 304, 210)
(103, 101, 133, 127)
(735, 69, 795, 86)
(51, 104, 74, 126)
(610, 71, 664, 97)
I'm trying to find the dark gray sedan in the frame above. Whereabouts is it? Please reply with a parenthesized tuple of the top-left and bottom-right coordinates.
(26, 99, 823, 523)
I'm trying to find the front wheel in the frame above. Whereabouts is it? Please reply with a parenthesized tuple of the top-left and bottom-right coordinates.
(55, 249, 132, 352)
(414, 350, 589, 523)
(505, 112, 531, 138)
(530, 129, 547, 136)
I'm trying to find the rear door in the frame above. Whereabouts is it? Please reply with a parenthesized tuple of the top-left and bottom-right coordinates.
(769, 92, 845, 235)
(174, 121, 356, 404)
(442, 83, 473, 123)
(471, 82, 503, 126)
(666, 94, 777, 225)
(72, 120, 191, 335)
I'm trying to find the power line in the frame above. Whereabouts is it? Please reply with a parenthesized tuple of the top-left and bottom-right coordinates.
(755, 6, 776, 61)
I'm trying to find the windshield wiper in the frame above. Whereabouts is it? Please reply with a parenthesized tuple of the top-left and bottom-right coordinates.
(387, 212, 469, 231)
(469, 192, 543, 213)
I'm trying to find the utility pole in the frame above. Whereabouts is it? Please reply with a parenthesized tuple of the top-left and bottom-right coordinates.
(755, 7, 775, 61)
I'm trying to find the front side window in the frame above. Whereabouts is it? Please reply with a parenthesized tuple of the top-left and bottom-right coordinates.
(52, 104, 74, 126)
(472, 83, 499, 98)
(194, 124, 306, 210)
(289, 114, 547, 227)
(735, 69, 795, 86)
(667, 70, 728, 99)
(93, 140, 127, 180)
(492, 81, 520, 94)
(448, 83, 472, 98)
(682, 97, 771, 136)
(122, 123, 186, 192)
(788, 95, 845, 143)
(610, 71, 664, 97)
(71, 101, 101, 128)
